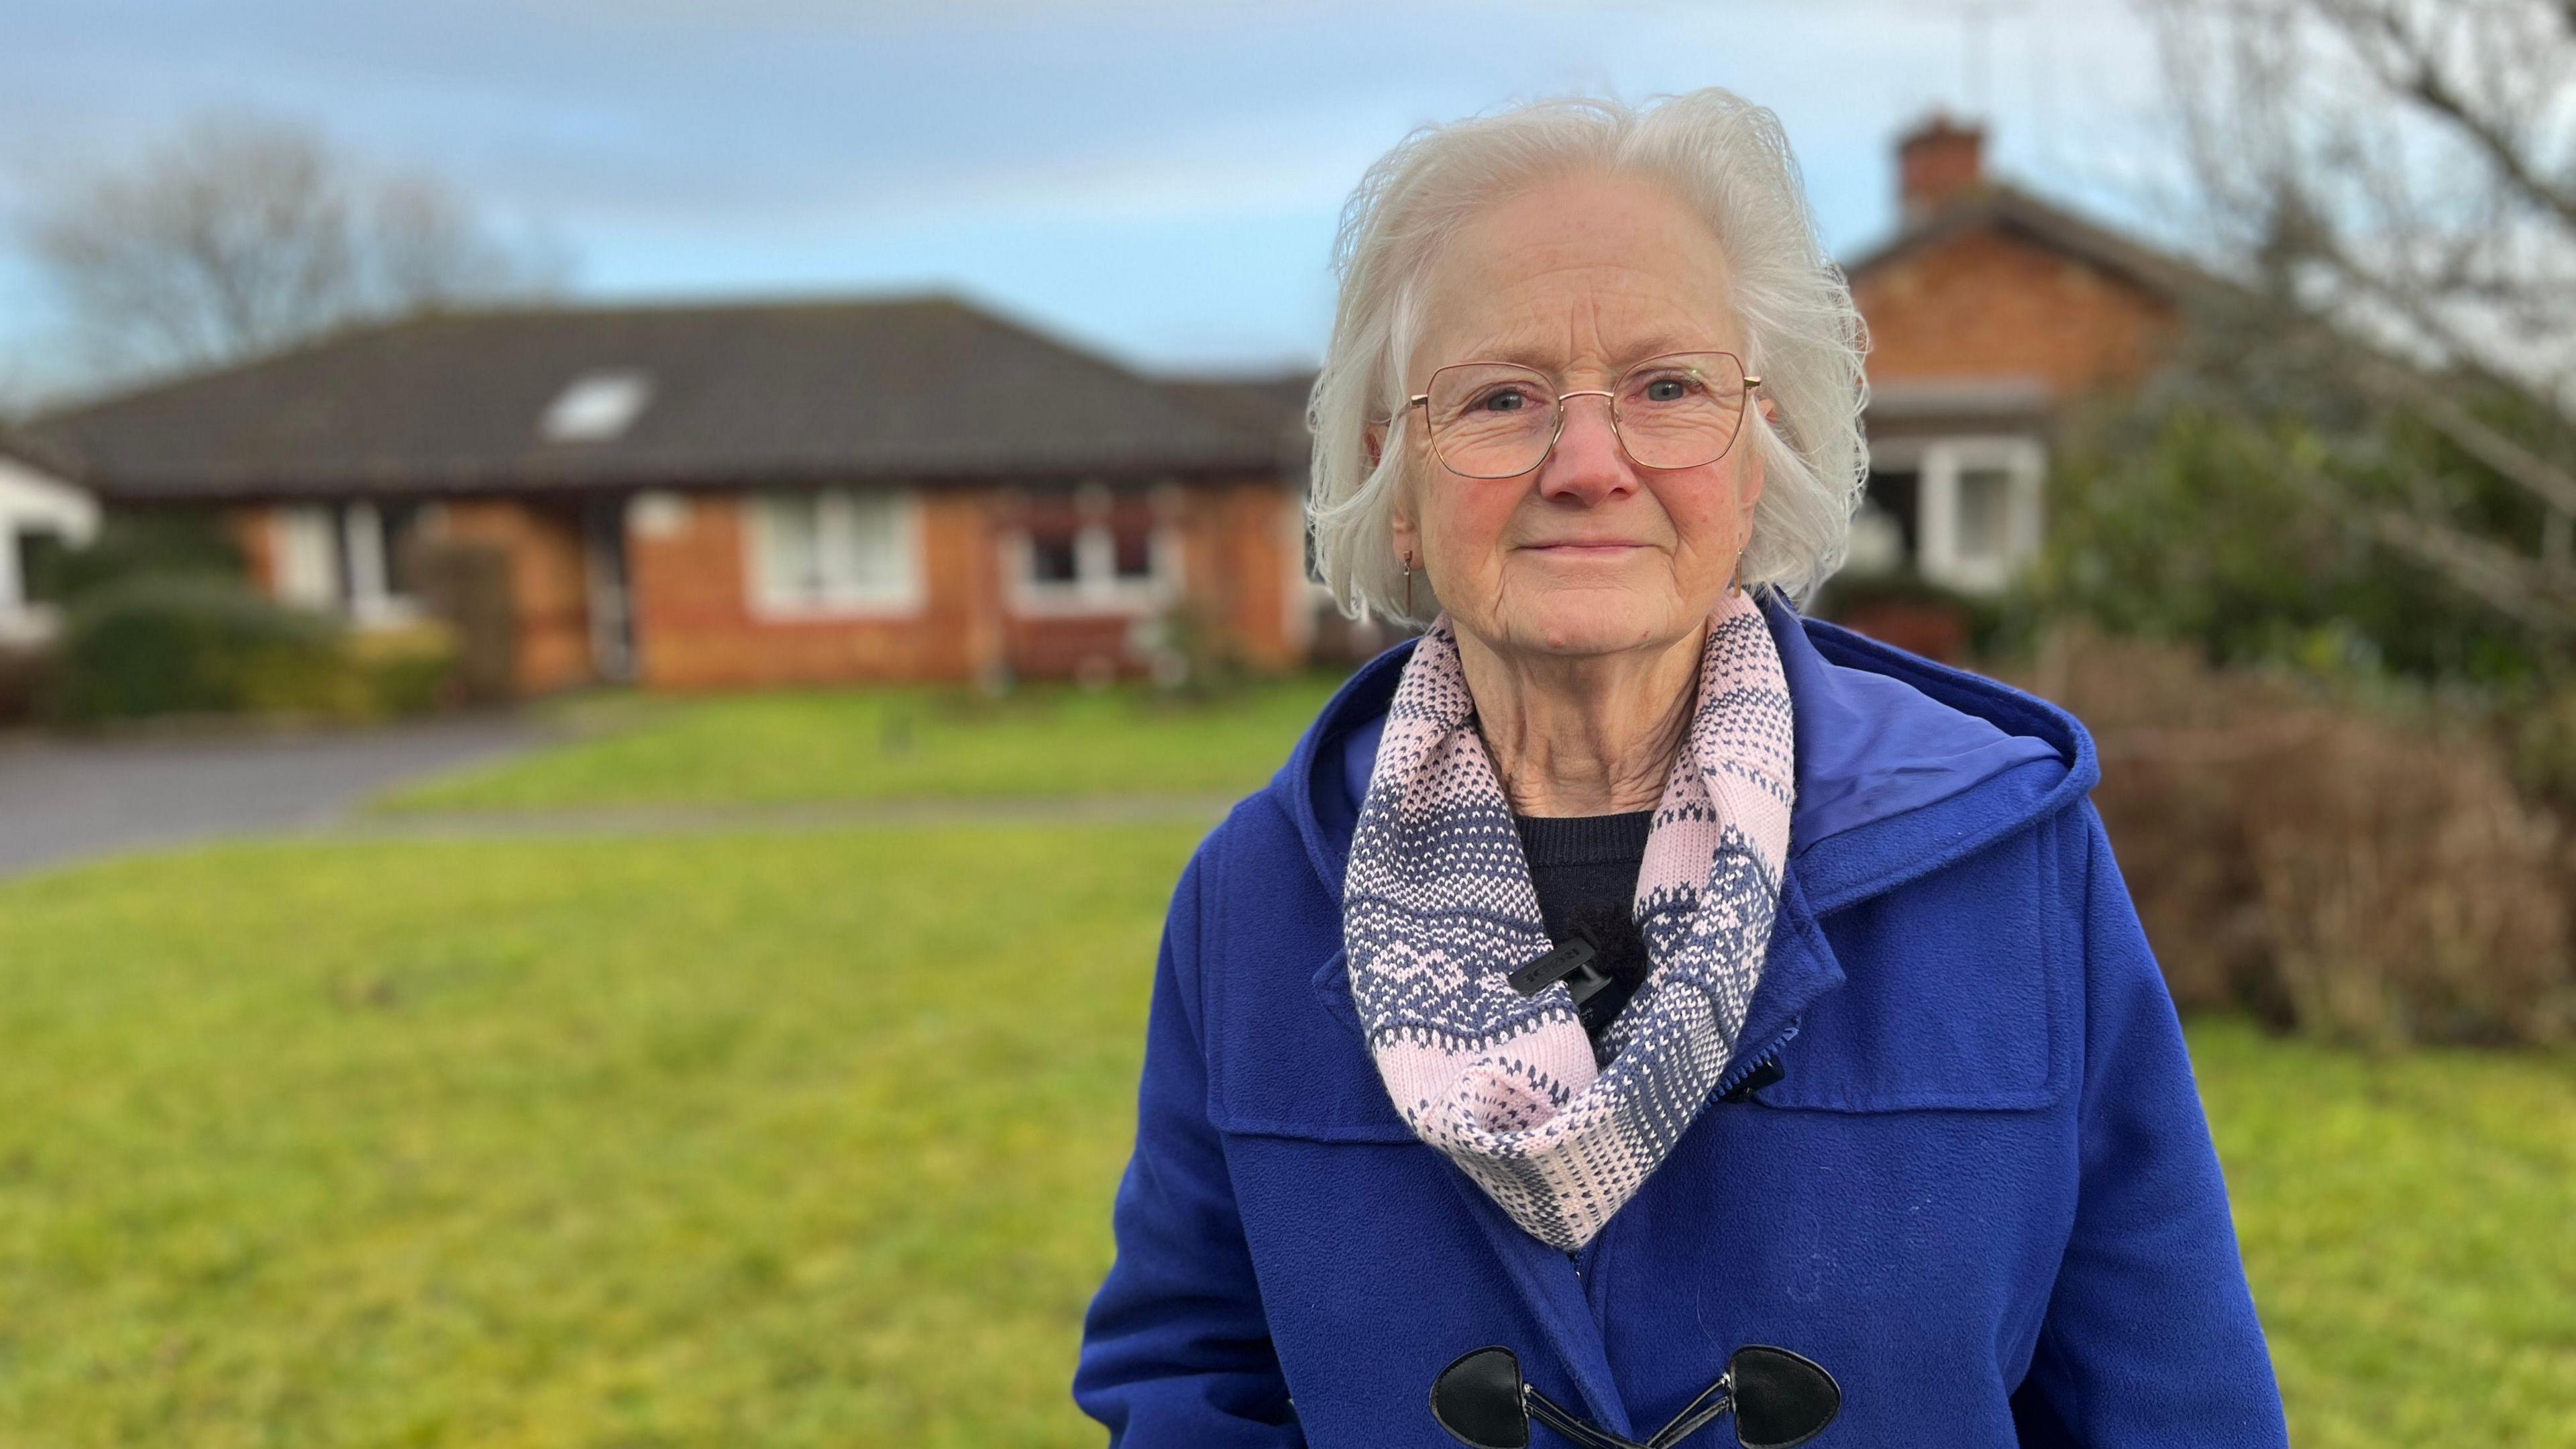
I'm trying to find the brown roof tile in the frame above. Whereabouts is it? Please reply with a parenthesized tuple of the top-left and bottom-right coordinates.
(1165, 370, 1315, 473)
(1843, 182, 2212, 303)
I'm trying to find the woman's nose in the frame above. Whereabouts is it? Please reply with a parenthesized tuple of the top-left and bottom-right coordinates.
(1536, 393, 1638, 504)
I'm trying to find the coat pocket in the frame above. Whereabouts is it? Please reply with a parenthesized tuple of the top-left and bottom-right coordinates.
(1755, 823, 2079, 1115)
(1202, 946, 1420, 1143)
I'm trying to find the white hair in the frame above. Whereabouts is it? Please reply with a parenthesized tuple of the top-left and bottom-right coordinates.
(1304, 90, 1870, 627)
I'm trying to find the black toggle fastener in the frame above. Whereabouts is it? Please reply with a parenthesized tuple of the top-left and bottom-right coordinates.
(1508, 936, 1616, 1012)
(1430, 1341, 1842, 1449)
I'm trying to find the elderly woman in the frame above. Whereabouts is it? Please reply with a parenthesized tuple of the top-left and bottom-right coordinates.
(1075, 91, 2287, 1448)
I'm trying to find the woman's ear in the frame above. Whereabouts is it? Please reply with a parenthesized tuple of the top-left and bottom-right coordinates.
(1363, 423, 1386, 470)
(1389, 507, 1419, 566)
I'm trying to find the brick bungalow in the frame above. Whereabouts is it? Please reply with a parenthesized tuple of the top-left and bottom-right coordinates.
(27, 297, 1315, 696)
(26, 121, 2200, 688)
(1839, 115, 2198, 624)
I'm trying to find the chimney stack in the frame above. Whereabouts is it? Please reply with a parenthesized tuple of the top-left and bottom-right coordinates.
(1897, 114, 1986, 224)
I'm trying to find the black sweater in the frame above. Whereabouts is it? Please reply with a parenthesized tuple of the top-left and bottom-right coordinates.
(1511, 808, 1655, 1046)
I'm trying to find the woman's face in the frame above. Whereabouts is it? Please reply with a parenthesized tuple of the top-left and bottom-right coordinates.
(1391, 170, 1766, 661)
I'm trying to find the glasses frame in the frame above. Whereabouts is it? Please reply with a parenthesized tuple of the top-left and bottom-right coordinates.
(1405, 350, 1763, 480)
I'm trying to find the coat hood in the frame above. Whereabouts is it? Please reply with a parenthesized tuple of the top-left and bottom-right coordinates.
(1275, 590, 2099, 918)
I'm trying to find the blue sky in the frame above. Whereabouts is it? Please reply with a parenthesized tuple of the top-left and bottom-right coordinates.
(0, 0, 2175, 404)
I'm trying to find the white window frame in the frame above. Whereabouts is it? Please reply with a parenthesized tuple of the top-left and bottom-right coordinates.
(1007, 480, 1183, 617)
(743, 487, 926, 619)
(1917, 436, 2046, 595)
(341, 501, 423, 627)
(272, 502, 423, 627)
(0, 455, 101, 645)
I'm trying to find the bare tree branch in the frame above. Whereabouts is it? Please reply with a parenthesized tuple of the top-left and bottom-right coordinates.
(2353, 359, 2576, 519)
(2325, 0, 2576, 231)
(2144, 0, 2576, 651)
(2240, 417, 2576, 635)
(23, 111, 564, 385)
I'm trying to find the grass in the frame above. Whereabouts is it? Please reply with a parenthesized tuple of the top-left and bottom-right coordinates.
(1, 831, 2569, 1446)
(0, 826, 1199, 1448)
(375, 677, 1348, 813)
(2192, 1018, 2576, 1447)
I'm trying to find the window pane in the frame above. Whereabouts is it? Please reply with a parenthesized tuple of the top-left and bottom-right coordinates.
(761, 494, 825, 602)
(379, 502, 424, 598)
(833, 490, 902, 590)
(13, 529, 69, 606)
(276, 506, 339, 606)
(1954, 467, 2011, 563)
(1865, 468, 1921, 560)
(1028, 527, 1081, 584)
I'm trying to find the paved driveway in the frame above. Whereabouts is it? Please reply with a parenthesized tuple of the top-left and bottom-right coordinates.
(0, 716, 551, 878)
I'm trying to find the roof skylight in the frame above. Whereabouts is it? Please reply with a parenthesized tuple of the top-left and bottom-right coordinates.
(539, 370, 654, 443)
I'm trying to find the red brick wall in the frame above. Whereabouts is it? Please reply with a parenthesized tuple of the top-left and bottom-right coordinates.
(627, 490, 991, 690)
(227, 478, 1309, 696)
(227, 508, 279, 593)
(630, 480, 1306, 690)
(438, 500, 594, 695)
(225, 498, 593, 697)
(1138, 476, 1306, 674)
(1851, 227, 2177, 398)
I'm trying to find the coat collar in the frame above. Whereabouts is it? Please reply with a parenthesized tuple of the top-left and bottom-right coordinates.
(1275, 589, 2096, 918)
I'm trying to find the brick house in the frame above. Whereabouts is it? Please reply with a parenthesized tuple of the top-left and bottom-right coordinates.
(1839, 116, 2196, 614)
(27, 297, 1314, 695)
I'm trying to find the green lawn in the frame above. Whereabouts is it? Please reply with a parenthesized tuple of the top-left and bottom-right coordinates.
(2195, 1022, 2576, 1446)
(1, 829, 2569, 1447)
(0, 827, 1198, 1448)
(376, 678, 1347, 812)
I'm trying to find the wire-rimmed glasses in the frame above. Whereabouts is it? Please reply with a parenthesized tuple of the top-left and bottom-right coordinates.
(1405, 351, 1762, 480)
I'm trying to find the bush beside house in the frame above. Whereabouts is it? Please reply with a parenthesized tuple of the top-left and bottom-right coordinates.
(22, 515, 460, 724)
(2004, 629, 2576, 1048)
(43, 574, 459, 724)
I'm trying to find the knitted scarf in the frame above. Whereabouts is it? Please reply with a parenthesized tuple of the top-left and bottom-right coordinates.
(1342, 590, 1796, 1252)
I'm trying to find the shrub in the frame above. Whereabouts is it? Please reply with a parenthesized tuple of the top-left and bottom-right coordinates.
(42, 512, 247, 603)
(46, 576, 341, 721)
(43, 578, 458, 723)
(1135, 596, 1253, 701)
(2011, 628, 2576, 1047)
(343, 620, 461, 717)
(2029, 400, 2557, 690)
(2508, 682, 2576, 820)
(1811, 572, 2002, 663)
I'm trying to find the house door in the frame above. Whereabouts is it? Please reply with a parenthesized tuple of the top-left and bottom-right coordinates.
(582, 498, 636, 684)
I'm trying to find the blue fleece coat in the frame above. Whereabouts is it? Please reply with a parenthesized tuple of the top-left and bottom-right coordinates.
(1074, 595, 2290, 1448)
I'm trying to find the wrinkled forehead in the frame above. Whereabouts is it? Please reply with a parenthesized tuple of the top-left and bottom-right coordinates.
(1407, 170, 1743, 382)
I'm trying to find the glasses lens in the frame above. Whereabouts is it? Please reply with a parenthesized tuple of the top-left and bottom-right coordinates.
(1614, 352, 1750, 469)
(1424, 364, 1556, 478)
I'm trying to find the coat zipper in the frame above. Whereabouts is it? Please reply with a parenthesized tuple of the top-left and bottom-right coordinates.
(1713, 1018, 1801, 1102)
(1566, 1019, 1803, 1286)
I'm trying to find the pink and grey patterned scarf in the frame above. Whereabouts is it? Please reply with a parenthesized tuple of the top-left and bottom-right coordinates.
(1342, 589, 1796, 1252)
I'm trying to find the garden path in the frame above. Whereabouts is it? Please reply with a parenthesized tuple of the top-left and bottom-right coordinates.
(0, 716, 552, 877)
